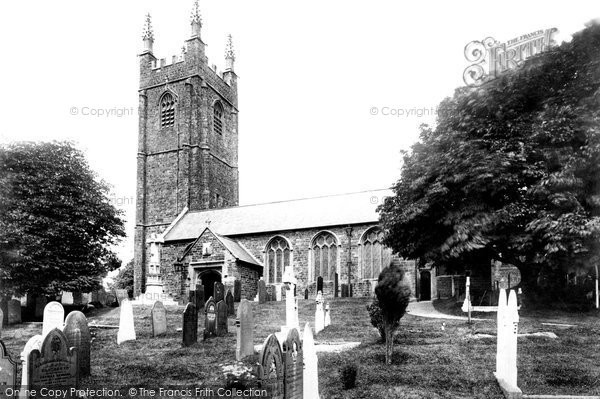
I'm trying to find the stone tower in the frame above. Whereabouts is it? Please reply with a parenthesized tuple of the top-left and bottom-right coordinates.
(134, 3, 239, 296)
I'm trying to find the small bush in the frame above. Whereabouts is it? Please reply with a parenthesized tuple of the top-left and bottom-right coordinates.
(340, 364, 357, 389)
(366, 299, 399, 342)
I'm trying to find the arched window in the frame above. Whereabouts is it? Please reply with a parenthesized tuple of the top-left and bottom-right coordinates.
(360, 227, 391, 279)
(265, 236, 291, 284)
(213, 101, 224, 135)
(311, 232, 338, 282)
(160, 93, 175, 128)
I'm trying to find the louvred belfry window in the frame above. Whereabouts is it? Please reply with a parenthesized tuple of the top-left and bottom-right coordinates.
(160, 93, 175, 128)
(214, 101, 224, 135)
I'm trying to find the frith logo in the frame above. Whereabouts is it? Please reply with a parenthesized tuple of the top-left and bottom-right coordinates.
(463, 28, 558, 86)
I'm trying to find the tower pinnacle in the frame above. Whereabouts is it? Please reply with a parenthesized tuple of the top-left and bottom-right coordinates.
(142, 13, 154, 53)
(225, 34, 235, 71)
(190, 0, 202, 38)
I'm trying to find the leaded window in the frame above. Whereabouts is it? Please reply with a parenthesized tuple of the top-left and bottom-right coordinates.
(265, 237, 291, 284)
(360, 228, 391, 279)
(312, 232, 338, 282)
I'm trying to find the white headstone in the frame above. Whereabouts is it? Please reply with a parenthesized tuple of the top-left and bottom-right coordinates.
(495, 288, 507, 378)
(302, 323, 320, 399)
(19, 334, 43, 399)
(61, 292, 74, 305)
(314, 292, 324, 334)
(285, 284, 297, 329)
(42, 301, 64, 336)
(324, 303, 331, 327)
(505, 290, 519, 387)
(117, 299, 136, 344)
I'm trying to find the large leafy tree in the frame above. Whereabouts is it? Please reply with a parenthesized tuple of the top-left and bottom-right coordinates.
(0, 141, 125, 298)
(379, 22, 600, 291)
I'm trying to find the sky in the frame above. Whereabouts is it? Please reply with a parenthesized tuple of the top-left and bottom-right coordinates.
(0, 1, 597, 264)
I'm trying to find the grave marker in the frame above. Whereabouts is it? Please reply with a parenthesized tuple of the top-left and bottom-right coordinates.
(117, 299, 136, 344)
(182, 303, 198, 347)
(334, 273, 339, 298)
(341, 284, 348, 298)
(234, 280, 242, 302)
(29, 328, 78, 393)
(216, 300, 228, 336)
(302, 323, 319, 398)
(42, 301, 64, 336)
(316, 276, 323, 293)
(325, 303, 331, 327)
(151, 301, 167, 337)
(214, 282, 225, 303)
(19, 335, 42, 399)
(63, 311, 91, 377)
(282, 328, 303, 399)
(196, 284, 205, 310)
(257, 334, 284, 399)
(304, 289, 308, 300)
(203, 297, 217, 340)
(258, 280, 267, 304)
(314, 291, 325, 334)
(0, 300, 7, 326)
(235, 300, 254, 361)
(34, 296, 47, 319)
(188, 290, 197, 307)
(493, 289, 521, 397)
(0, 340, 18, 394)
(8, 300, 21, 325)
(0, 309, 3, 338)
(226, 290, 235, 316)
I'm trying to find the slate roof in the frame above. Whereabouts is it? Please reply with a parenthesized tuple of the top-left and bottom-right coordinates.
(163, 188, 392, 241)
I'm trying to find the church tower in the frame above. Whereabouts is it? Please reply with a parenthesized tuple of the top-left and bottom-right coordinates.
(134, 2, 239, 296)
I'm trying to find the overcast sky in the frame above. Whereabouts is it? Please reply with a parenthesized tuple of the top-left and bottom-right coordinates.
(0, 1, 597, 263)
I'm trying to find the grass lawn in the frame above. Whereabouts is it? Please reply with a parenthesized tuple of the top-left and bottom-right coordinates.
(1, 298, 598, 398)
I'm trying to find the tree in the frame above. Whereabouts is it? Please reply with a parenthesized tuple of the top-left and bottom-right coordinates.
(375, 263, 411, 364)
(0, 141, 125, 298)
(379, 22, 600, 293)
(111, 260, 134, 298)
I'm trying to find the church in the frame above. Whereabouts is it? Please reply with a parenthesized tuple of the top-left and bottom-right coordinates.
(133, 2, 420, 303)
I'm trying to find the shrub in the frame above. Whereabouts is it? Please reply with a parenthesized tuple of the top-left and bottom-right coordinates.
(366, 299, 398, 342)
(340, 364, 357, 389)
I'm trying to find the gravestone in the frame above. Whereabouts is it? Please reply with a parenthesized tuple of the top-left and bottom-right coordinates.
(341, 284, 348, 298)
(195, 285, 205, 310)
(29, 328, 78, 392)
(19, 335, 43, 399)
(314, 292, 324, 334)
(117, 299, 136, 344)
(0, 309, 3, 338)
(214, 282, 225, 303)
(188, 290, 197, 307)
(182, 303, 198, 347)
(304, 289, 308, 300)
(216, 300, 228, 336)
(258, 280, 267, 304)
(34, 296, 47, 318)
(72, 292, 83, 305)
(257, 334, 284, 399)
(0, 340, 18, 393)
(42, 301, 64, 336)
(61, 292, 74, 305)
(226, 290, 235, 316)
(350, 284, 353, 297)
(235, 300, 254, 361)
(151, 301, 167, 337)
(334, 273, 339, 298)
(203, 297, 217, 340)
(316, 276, 323, 293)
(282, 328, 303, 399)
(8, 300, 21, 325)
(115, 289, 128, 305)
(302, 323, 319, 398)
(0, 300, 7, 326)
(63, 311, 91, 377)
(325, 303, 331, 327)
(234, 280, 242, 302)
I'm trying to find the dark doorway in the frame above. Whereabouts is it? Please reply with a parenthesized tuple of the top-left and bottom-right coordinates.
(420, 271, 431, 301)
(199, 270, 221, 301)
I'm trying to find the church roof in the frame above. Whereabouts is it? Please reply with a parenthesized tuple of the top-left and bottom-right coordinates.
(163, 188, 392, 241)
